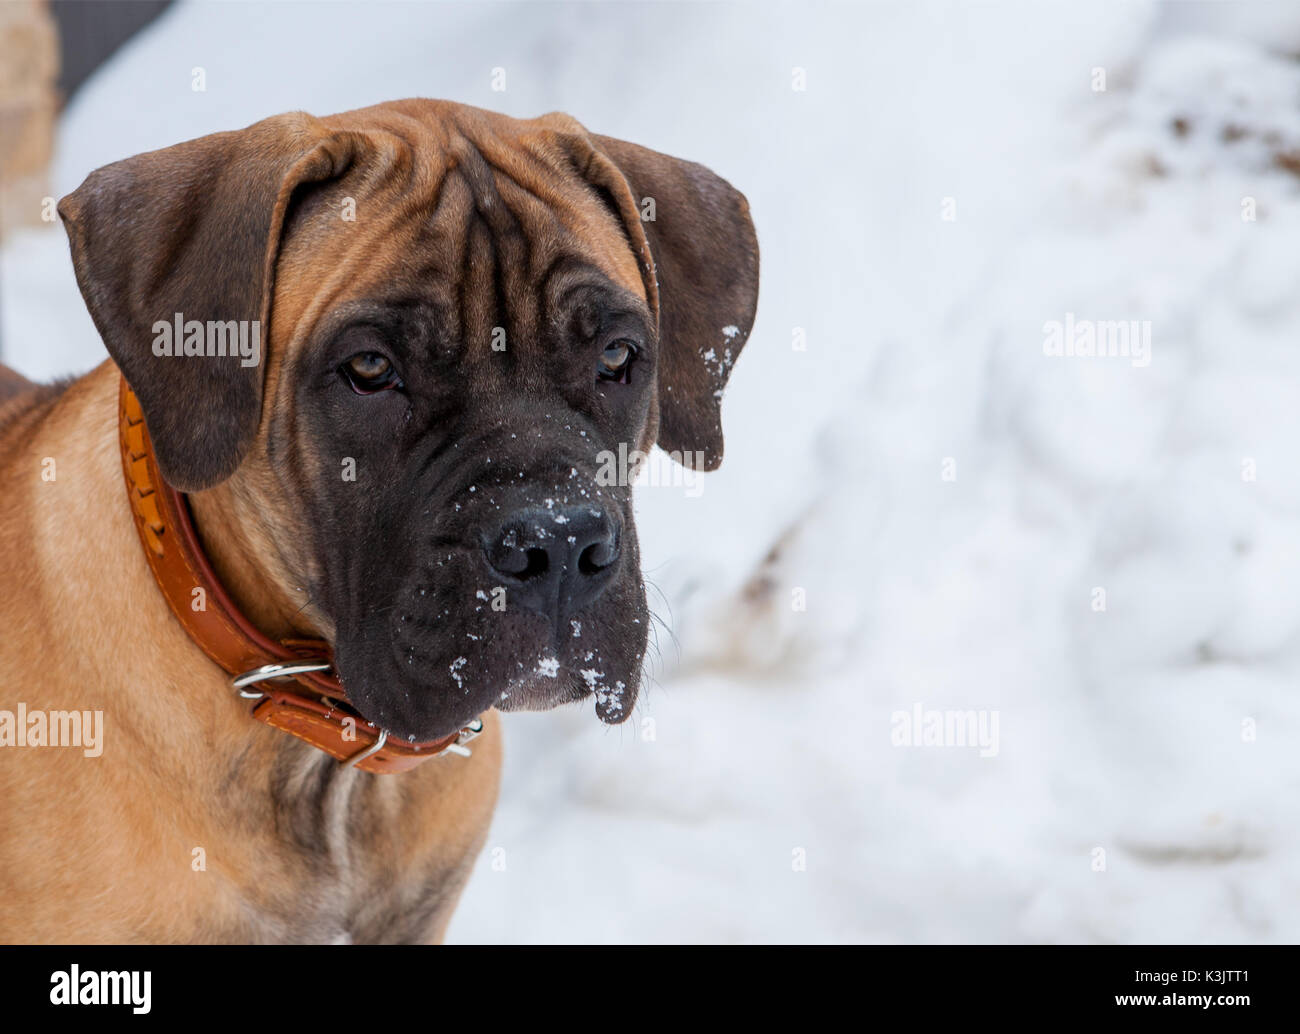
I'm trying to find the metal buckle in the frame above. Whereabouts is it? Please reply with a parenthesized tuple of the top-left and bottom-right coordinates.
(340, 728, 388, 769)
(230, 660, 332, 700)
(344, 718, 483, 768)
(439, 717, 484, 758)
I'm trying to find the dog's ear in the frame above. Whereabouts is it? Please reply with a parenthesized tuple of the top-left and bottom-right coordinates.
(559, 127, 759, 470)
(59, 113, 359, 492)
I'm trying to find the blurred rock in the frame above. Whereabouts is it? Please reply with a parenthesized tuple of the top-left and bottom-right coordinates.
(0, 0, 57, 240)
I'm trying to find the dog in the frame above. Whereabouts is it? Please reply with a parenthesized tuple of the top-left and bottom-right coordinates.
(0, 100, 758, 943)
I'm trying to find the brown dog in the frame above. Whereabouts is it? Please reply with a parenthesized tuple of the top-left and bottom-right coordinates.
(0, 100, 757, 943)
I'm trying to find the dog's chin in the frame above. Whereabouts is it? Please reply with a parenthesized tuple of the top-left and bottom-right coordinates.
(494, 666, 639, 725)
(333, 570, 650, 741)
(335, 637, 642, 743)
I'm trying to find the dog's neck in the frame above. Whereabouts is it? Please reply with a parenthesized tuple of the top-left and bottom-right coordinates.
(30, 362, 316, 645)
(187, 466, 330, 645)
(20, 363, 252, 740)
(114, 370, 475, 770)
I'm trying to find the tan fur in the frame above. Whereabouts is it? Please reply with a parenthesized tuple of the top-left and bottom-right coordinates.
(0, 363, 501, 942)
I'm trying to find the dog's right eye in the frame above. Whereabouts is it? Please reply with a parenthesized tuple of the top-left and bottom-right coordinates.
(340, 352, 402, 394)
(597, 339, 637, 384)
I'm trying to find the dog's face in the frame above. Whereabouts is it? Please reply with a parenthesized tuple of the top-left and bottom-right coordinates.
(59, 101, 759, 742)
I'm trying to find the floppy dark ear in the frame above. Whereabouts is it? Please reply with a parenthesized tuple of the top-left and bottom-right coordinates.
(59, 113, 358, 491)
(578, 133, 759, 471)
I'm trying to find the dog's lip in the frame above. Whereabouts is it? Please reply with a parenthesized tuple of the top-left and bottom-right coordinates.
(335, 650, 613, 740)
(591, 680, 632, 723)
(489, 653, 636, 721)
(494, 662, 586, 710)
(336, 596, 644, 736)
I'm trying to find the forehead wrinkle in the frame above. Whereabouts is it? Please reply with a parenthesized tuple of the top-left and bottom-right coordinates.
(423, 156, 560, 357)
(461, 211, 498, 354)
(456, 149, 538, 346)
(422, 167, 477, 344)
(441, 141, 553, 329)
(269, 115, 647, 402)
(272, 118, 454, 329)
(466, 128, 647, 303)
(274, 134, 467, 359)
(320, 103, 643, 297)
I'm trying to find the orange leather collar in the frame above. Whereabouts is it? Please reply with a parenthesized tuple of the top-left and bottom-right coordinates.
(118, 377, 481, 773)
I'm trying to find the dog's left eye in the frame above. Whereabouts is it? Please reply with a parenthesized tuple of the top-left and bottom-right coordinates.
(597, 340, 637, 384)
(340, 352, 402, 394)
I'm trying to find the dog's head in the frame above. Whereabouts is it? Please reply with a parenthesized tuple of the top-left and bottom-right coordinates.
(59, 100, 758, 742)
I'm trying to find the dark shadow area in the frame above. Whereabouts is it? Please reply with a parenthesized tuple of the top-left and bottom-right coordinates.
(50, 0, 173, 103)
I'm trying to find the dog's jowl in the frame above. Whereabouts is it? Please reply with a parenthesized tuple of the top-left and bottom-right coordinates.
(0, 100, 758, 943)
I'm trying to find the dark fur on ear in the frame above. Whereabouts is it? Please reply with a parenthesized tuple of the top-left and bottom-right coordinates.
(59, 113, 359, 491)
(556, 125, 759, 470)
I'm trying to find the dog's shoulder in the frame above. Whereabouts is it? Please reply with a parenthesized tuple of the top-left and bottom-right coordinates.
(0, 362, 35, 405)
(0, 364, 74, 439)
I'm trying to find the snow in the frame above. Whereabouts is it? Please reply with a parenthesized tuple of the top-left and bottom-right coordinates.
(449, 657, 468, 692)
(4, 0, 1300, 943)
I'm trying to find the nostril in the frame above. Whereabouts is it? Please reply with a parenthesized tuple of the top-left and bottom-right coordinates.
(578, 539, 616, 575)
(520, 547, 549, 580)
(487, 540, 550, 581)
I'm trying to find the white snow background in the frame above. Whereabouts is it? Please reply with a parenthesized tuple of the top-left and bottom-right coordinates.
(2, 0, 1299, 942)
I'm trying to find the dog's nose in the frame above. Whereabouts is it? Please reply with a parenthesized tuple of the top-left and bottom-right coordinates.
(484, 506, 621, 618)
